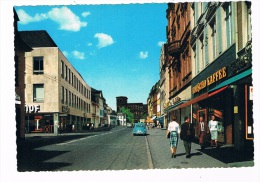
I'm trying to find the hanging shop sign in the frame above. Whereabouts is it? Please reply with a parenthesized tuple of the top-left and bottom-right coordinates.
(192, 66, 227, 94)
(25, 105, 40, 113)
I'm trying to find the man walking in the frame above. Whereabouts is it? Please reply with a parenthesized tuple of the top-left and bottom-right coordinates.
(197, 116, 209, 149)
(180, 116, 195, 158)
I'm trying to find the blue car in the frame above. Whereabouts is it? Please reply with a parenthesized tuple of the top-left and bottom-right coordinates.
(133, 123, 147, 136)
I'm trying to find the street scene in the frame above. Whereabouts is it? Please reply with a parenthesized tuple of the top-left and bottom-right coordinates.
(1, 1, 259, 181)
(17, 126, 253, 171)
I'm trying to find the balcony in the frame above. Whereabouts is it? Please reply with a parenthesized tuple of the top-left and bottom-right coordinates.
(168, 40, 181, 57)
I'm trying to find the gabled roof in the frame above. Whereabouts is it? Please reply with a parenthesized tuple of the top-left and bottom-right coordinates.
(19, 30, 58, 48)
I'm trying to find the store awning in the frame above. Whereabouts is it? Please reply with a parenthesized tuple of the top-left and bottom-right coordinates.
(209, 68, 252, 93)
(164, 100, 188, 112)
(179, 68, 252, 109)
(179, 93, 209, 108)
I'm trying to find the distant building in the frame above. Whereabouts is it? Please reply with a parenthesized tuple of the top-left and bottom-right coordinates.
(116, 96, 147, 123)
(91, 88, 106, 128)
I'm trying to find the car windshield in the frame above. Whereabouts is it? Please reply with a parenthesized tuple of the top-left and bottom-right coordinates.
(135, 123, 145, 128)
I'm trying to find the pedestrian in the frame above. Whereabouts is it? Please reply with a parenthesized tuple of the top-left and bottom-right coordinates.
(208, 115, 219, 148)
(166, 115, 180, 158)
(196, 115, 209, 149)
(180, 116, 195, 158)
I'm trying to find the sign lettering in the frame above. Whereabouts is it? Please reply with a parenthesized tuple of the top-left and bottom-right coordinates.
(25, 105, 40, 113)
(192, 67, 227, 94)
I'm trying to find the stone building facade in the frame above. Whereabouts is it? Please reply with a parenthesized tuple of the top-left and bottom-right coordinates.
(20, 30, 92, 134)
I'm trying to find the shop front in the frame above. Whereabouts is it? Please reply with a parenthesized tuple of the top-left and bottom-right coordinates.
(25, 113, 54, 133)
(179, 44, 253, 150)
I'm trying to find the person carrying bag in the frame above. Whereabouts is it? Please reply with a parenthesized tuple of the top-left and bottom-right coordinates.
(180, 116, 195, 158)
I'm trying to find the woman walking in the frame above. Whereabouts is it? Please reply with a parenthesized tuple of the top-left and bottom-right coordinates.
(166, 115, 180, 158)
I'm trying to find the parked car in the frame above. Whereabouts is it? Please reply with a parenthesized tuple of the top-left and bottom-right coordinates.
(133, 122, 147, 136)
(126, 123, 132, 128)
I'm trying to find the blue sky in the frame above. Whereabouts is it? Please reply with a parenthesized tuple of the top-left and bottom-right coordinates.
(14, 4, 167, 110)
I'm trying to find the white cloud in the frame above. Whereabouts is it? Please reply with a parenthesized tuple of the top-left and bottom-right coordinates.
(17, 7, 87, 32)
(72, 51, 85, 60)
(82, 12, 91, 17)
(16, 9, 48, 24)
(87, 42, 92, 46)
(94, 33, 114, 49)
(157, 41, 165, 47)
(48, 7, 87, 32)
(139, 51, 148, 59)
(63, 51, 69, 57)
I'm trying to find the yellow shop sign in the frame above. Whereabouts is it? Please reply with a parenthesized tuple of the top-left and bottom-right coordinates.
(192, 67, 227, 94)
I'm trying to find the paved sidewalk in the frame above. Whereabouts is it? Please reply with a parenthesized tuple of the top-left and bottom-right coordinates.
(146, 127, 254, 168)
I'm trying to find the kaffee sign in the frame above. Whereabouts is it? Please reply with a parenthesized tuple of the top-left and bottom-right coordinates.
(192, 67, 227, 94)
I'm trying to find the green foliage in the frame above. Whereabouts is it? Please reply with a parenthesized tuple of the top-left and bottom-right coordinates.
(120, 107, 134, 123)
(142, 113, 148, 119)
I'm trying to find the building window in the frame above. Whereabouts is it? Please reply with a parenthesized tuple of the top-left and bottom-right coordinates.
(209, 17, 217, 61)
(33, 57, 44, 74)
(246, 2, 252, 40)
(65, 65, 67, 81)
(198, 34, 204, 72)
(68, 69, 71, 83)
(33, 84, 44, 102)
(224, 2, 232, 48)
(65, 88, 68, 105)
(61, 60, 64, 78)
(71, 72, 73, 86)
(61, 86, 64, 104)
(69, 91, 71, 106)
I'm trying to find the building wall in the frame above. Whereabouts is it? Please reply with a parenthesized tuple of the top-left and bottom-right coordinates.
(166, 3, 192, 100)
(15, 51, 26, 139)
(25, 47, 92, 132)
(25, 47, 60, 112)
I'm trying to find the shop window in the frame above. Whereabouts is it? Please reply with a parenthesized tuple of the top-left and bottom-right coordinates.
(33, 84, 44, 102)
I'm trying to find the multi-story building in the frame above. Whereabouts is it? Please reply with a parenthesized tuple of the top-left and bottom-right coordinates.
(91, 88, 106, 128)
(20, 30, 92, 134)
(147, 81, 160, 123)
(14, 9, 32, 140)
(159, 44, 169, 127)
(178, 2, 252, 151)
(164, 3, 192, 124)
(116, 96, 147, 123)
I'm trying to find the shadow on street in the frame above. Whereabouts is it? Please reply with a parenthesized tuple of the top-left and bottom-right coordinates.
(17, 135, 88, 171)
(198, 146, 254, 164)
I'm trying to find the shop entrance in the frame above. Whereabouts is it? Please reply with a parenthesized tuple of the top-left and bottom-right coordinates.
(192, 106, 225, 145)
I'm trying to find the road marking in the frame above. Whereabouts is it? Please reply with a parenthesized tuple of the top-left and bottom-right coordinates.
(56, 127, 127, 145)
(145, 135, 154, 169)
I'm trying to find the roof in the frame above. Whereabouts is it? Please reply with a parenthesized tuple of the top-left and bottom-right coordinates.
(19, 30, 58, 48)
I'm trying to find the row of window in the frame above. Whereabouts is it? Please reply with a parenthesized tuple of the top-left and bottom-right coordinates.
(61, 86, 91, 113)
(192, 2, 233, 74)
(32, 84, 91, 113)
(61, 60, 90, 99)
(31, 57, 91, 101)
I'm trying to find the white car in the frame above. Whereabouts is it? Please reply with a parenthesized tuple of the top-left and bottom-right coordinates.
(126, 123, 132, 128)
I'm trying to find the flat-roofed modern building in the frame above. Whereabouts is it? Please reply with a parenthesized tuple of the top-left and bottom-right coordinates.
(20, 30, 91, 134)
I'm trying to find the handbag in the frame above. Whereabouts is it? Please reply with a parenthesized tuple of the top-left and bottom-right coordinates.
(167, 132, 170, 138)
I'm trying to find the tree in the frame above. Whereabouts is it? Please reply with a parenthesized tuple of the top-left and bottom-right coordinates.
(120, 107, 134, 123)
